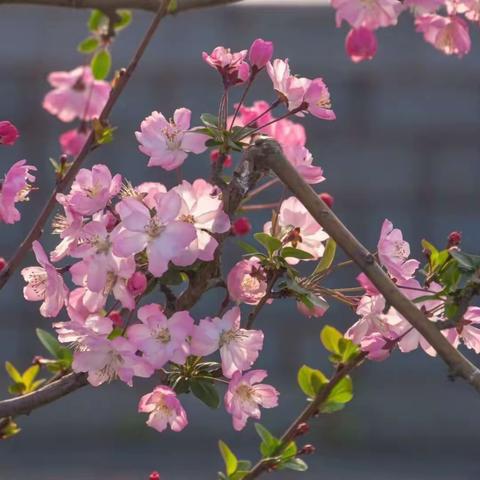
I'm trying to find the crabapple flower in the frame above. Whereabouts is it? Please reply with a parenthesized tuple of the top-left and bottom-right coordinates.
(202, 46, 250, 86)
(191, 307, 264, 378)
(59, 127, 89, 157)
(297, 301, 328, 319)
(172, 179, 230, 265)
(21, 241, 68, 318)
(43, 66, 110, 122)
(227, 257, 268, 305)
(404, 0, 444, 15)
(67, 164, 121, 216)
(345, 27, 378, 63)
(127, 271, 148, 297)
(360, 332, 395, 361)
(72, 336, 154, 387)
(0, 160, 36, 224)
(416, 14, 471, 57)
(331, 0, 403, 29)
(127, 305, 193, 368)
(136, 108, 208, 171)
(224, 370, 279, 431)
(249, 38, 274, 71)
(449, 307, 480, 353)
(282, 145, 325, 184)
(377, 219, 420, 281)
(113, 191, 196, 277)
(54, 312, 114, 345)
(264, 196, 329, 264)
(303, 78, 336, 120)
(0, 121, 19, 145)
(139, 385, 188, 433)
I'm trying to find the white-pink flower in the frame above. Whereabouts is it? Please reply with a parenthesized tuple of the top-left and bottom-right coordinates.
(452, 307, 480, 353)
(282, 145, 325, 185)
(227, 257, 268, 305)
(72, 336, 154, 387)
(127, 304, 193, 368)
(190, 306, 264, 378)
(224, 370, 279, 431)
(303, 78, 336, 120)
(136, 108, 208, 171)
(67, 164, 121, 216)
(0, 160, 36, 224)
(331, 0, 403, 29)
(21, 240, 68, 318)
(139, 385, 188, 433)
(113, 191, 196, 277)
(43, 66, 111, 122)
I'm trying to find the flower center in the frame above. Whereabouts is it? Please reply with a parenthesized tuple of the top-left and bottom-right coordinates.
(145, 218, 164, 238)
(179, 214, 195, 224)
(155, 327, 171, 344)
(241, 275, 260, 292)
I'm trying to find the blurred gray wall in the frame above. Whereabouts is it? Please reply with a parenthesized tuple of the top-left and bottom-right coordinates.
(1, 2, 480, 479)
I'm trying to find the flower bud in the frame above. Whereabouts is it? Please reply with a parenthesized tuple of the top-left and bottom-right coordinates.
(299, 444, 316, 455)
(108, 310, 123, 327)
(345, 27, 377, 63)
(249, 38, 274, 71)
(0, 121, 19, 146)
(447, 231, 462, 248)
(0, 257, 6, 272)
(127, 271, 148, 297)
(149, 472, 160, 480)
(232, 217, 252, 236)
(210, 149, 233, 168)
(294, 422, 310, 437)
(319, 192, 334, 209)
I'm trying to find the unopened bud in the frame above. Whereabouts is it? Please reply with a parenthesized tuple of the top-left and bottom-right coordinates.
(232, 217, 252, 236)
(294, 422, 310, 437)
(210, 149, 233, 168)
(319, 192, 334, 209)
(108, 310, 123, 327)
(447, 231, 462, 248)
(299, 444, 316, 455)
(0, 257, 6, 272)
(149, 472, 160, 480)
(127, 271, 148, 297)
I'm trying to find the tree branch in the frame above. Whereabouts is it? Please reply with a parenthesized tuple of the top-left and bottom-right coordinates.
(0, 372, 88, 418)
(251, 138, 480, 393)
(0, 0, 243, 12)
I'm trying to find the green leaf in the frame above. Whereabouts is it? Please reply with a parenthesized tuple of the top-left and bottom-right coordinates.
(320, 325, 342, 355)
(8, 382, 26, 395)
(218, 440, 238, 476)
(421, 239, 438, 257)
(321, 376, 353, 413)
(254, 232, 282, 256)
(280, 247, 314, 260)
(237, 240, 261, 256)
(338, 338, 360, 363)
(77, 36, 100, 53)
(236, 461, 252, 471)
(22, 365, 40, 389)
(230, 472, 248, 480)
(450, 250, 480, 272)
(167, 0, 178, 13)
(255, 423, 280, 457)
(314, 238, 336, 274)
(0, 418, 21, 439)
(88, 9, 106, 32)
(200, 113, 220, 129)
(281, 458, 308, 472)
(297, 365, 327, 398)
(5, 361, 22, 383)
(114, 10, 132, 30)
(36, 329, 63, 358)
(91, 49, 111, 80)
(280, 441, 297, 460)
(190, 378, 220, 409)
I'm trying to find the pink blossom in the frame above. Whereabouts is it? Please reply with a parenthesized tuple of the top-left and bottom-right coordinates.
(356, 272, 379, 295)
(0, 121, 19, 146)
(172, 179, 230, 265)
(139, 385, 188, 433)
(227, 257, 268, 305)
(249, 38, 274, 71)
(127, 305, 193, 368)
(210, 149, 233, 168)
(136, 108, 208, 171)
(331, 0, 403, 29)
(282, 145, 325, 184)
(73, 336, 154, 387)
(224, 370, 279, 431)
(266, 117, 306, 148)
(345, 27, 378, 63)
(43, 66, 111, 122)
(404, 0, 444, 15)
(303, 78, 336, 120)
(0, 160, 36, 224)
(67, 164, 121, 216)
(266, 59, 308, 111)
(235, 100, 274, 130)
(54, 312, 113, 345)
(297, 301, 327, 319)
(191, 307, 264, 378)
(360, 332, 395, 361)
(21, 240, 68, 318)
(452, 307, 480, 353)
(416, 14, 471, 57)
(377, 219, 420, 281)
(264, 196, 329, 264)
(59, 128, 89, 157)
(127, 271, 148, 297)
(113, 191, 196, 277)
(202, 46, 250, 86)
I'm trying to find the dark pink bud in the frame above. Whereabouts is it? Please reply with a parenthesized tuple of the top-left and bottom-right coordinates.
(0, 121, 19, 146)
(299, 444, 316, 455)
(345, 27, 377, 63)
(249, 38, 274, 70)
(294, 422, 310, 437)
(232, 217, 252, 236)
(319, 192, 334, 209)
(127, 271, 148, 297)
(108, 310, 123, 327)
(149, 472, 160, 480)
(103, 211, 118, 232)
(447, 231, 462, 248)
(0, 257, 6, 272)
(210, 149, 233, 168)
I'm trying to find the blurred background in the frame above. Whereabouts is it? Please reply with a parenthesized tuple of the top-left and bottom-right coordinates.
(1, 1, 480, 478)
